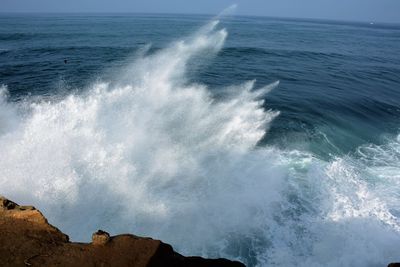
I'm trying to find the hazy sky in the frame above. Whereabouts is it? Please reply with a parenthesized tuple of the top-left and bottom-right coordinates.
(1, 0, 399, 23)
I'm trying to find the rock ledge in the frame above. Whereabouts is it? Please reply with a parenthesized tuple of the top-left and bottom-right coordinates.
(0, 195, 245, 267)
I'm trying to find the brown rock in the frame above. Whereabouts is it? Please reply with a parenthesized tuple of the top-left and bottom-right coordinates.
(0, 195, 246, 267)
(0, 195, 18, 210)
(1, 195, 35, 211)
(92, 229, 111, 245)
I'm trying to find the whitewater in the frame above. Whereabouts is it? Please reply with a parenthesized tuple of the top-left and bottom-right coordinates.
(0, 19, 400, 267)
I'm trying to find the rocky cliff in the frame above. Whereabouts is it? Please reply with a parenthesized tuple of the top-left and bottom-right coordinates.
(0, 196, 245, 267)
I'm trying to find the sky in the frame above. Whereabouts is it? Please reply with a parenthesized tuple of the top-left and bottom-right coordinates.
(1, 0, 400, 24)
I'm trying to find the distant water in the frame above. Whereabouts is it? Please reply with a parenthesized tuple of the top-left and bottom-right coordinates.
(1, 13, 400, 267)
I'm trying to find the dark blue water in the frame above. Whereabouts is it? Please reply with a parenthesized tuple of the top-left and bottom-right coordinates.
(1, 13, 400, 267)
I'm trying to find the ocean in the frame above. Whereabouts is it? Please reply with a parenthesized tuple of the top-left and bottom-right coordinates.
(0, 13, 400, 267)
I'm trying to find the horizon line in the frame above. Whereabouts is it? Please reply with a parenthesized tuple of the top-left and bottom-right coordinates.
(0, 11, 399, 25)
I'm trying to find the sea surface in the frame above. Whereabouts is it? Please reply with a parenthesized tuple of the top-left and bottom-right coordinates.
(1, 13, 400, 267)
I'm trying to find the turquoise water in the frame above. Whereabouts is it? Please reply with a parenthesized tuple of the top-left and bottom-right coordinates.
(1, 14, 400, 266)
